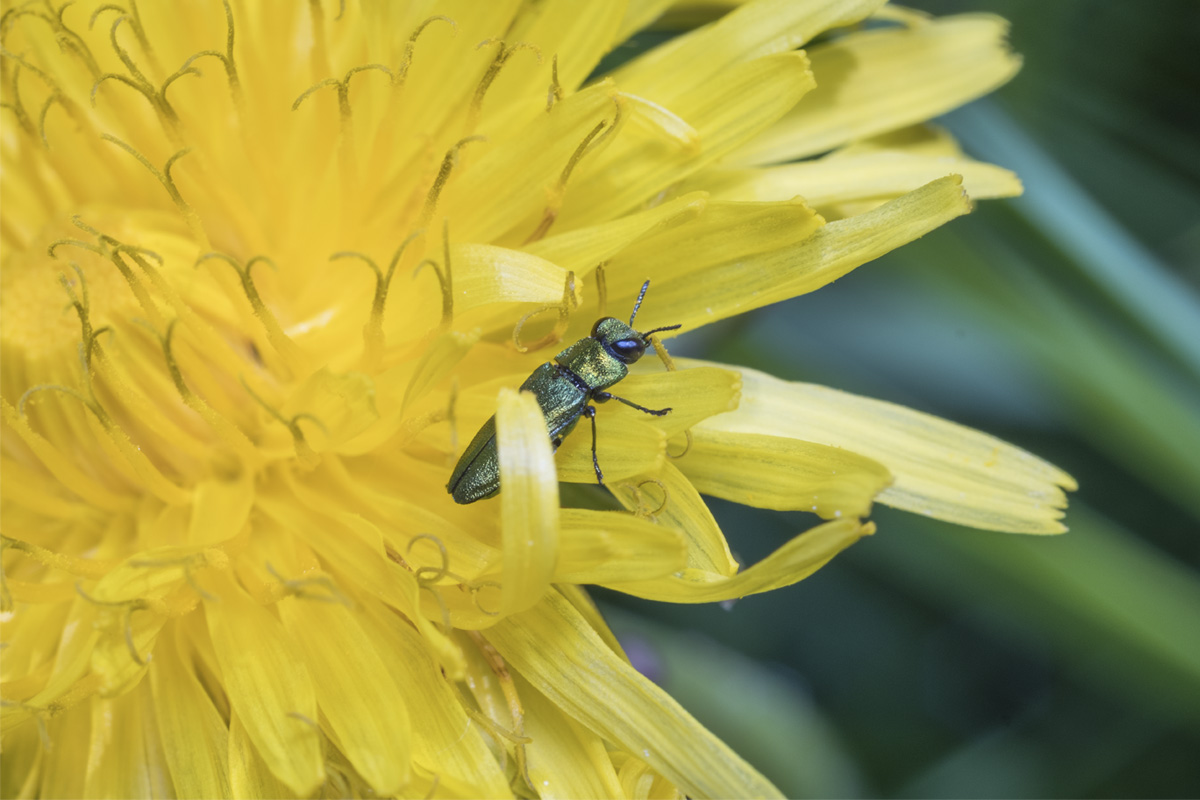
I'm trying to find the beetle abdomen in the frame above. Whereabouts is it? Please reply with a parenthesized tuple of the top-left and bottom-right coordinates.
(447, 415, 501, 504)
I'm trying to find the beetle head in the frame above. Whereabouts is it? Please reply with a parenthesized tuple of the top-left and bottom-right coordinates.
(591, 280, 683, 364)
(591, 317, 646, 364)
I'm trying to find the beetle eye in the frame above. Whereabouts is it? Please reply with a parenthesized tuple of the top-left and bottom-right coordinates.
(611, 338, 645, 362)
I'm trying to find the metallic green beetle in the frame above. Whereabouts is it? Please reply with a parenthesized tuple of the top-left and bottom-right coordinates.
(448, 280, 680, 504)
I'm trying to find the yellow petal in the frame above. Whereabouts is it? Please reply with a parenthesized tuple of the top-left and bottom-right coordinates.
(149, 623, 232, 799)
(731, 14, 1022, 165)
(367, 2, 524, 210)
(358, 598, 514, 799)
(618, 365, 742, 436)
(612, 0, 885, 104)
(0, 713, 42, 797)
(497, 388, 560, 615)
(278, 598, 412, 795)
(617, 175, 970, 333)
(695, 149, 1021, 212)
(562, 51, 816, 226)
(556, 417, 665, 484)
(480, 0, 628, 131)
(187, 474, 254, 546)
(9, 598, 98, 727)
(610, 462, 739, 576)
(606, 518, 873, 603)
(205, 573, 323, 796)
(400, 329, 479, 415)
(557, 508, 688, 584)
(695, 362, 1077, 533)
(446, 82, 622, 243)
(615, 751, 679, 799)
(488, 588, 783, 800)
(680, 429, 892, 517)
(279, 368, 379, 454)
(91, 601, 165, 697)
(228, 708, 298, 800)
(453, 244, 579, 313)
(1, 398, 131, 513)
(40, 701, 92, 797)
(259, 492, 467, 677)
(517, 672, 625, 800)
(526, 191, 708, 273)
(625, 92, 702, 152)
(556, 583, 631, 662)
(601, 199, 825, 322)
(83, 680, 173, 798)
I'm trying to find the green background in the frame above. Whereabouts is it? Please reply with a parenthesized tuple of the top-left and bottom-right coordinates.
(592, 1, 1200, 796)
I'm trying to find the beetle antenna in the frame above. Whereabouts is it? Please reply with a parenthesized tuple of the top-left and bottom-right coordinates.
(629, 280, 651, 325)
(641, 324, 682, 338)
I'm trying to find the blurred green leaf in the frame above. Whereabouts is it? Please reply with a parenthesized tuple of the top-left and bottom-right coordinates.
(601, 605, 866, 798)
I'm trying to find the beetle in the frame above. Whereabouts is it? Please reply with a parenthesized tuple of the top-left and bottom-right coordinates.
(448, 280, 680, 504)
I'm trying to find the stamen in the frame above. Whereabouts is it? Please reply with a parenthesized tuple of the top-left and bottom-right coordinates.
(623, 478, 669, 518)
(1, 398, 131, 512)
(421, 137, 485, 224)
(49, 236, 159, 327)
(129, 552, 219, 602)
(266, 562, 352, 607)
(644, 327, 693, 458)
(408, 533, 450, 585)
(58, 263, 110, 368)
(292, 62, 393, 119)
(667, 429, 693, 460)
(158, 0, 242, 108)
(73, 582, 153, 665)
(239, 376, 325, 465)
(89, 3, 154, 70)
(136, 318, 261, 467)
(17, 383, 95, 419)
(468, 630, 535, 791)
(102, 136, 208, 247)
(645, 331, 679, 371)
(467, 580, 502, 617)
(409, 220, 454, 327)
(18, 266, 112, 418)
(92, 14, 183, 137)
(396, 16, 455, 86)
(37, 91, 67, 146)
(0, 60, 34, 136)
(331, 228, 422, 360)
(7, 3, 100, 77)
(524, 115, 610, 243)
(195, 252, 303, 372)
(468, 39, 542, 133)
(595, 261, 609, 317)
(511, 270, 577, 353)
(546, 53, 563, 112)
(0, 534, 119, 579)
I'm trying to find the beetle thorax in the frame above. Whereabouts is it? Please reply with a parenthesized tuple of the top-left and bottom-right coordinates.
(554, 336, 629, 391)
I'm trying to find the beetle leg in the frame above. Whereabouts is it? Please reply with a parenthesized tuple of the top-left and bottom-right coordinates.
(583, 405, 603, 485)
(593, 391, 672, 416)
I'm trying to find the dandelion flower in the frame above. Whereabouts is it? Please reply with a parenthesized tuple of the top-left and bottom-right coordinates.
(0, 1, 1074, 798)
